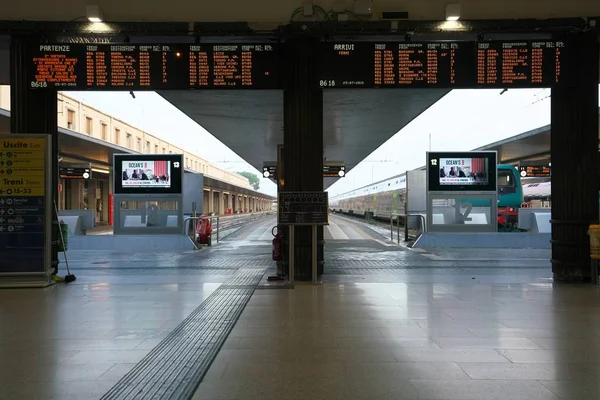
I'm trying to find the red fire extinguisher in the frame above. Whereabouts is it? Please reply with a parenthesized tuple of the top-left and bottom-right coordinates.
(272, 229, 282, 261)
(268, 226, 285, 281)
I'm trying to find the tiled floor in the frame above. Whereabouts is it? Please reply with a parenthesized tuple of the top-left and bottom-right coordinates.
(192, 282, 600, 400)
(2, 215, 599, 399)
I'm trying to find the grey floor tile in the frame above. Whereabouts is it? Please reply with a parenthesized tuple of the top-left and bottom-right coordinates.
(192, 378, 284, 400)
(334, 337, 442, 350)
(61, 349, 150, 364)
(96, 363, 137, 381)
(378, 326, 476, 338)
(529, 337, 600, 350)
(343, 362, 470, 380)
(458, 362, 595, 380)
(0, 362, 116, 382)
(498, 349, 600, 364)
(392, 349, 510, 363)
(539, 379, 600, 400)
(409, 379, 562, 400)
(432, 337, 543, 350)
(6, 380, 118, 400)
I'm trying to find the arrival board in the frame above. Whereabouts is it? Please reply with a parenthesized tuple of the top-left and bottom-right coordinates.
(320, 40, 571, 88)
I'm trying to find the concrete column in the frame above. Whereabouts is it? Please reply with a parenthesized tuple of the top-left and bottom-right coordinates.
(203, 190, 210, 214)
(550, 31, 599, 283)
(282, 35, 324, 280)
(208, 189, 214, 216)
(217, 191, 223, 215)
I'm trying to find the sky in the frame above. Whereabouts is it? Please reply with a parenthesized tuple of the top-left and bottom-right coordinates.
(67, 87, 597, 198)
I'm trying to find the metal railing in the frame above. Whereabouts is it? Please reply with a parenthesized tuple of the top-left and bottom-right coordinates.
(183, 215, 220, 249)
(390, 213, 427, 243)
(183, 211, 273, 249)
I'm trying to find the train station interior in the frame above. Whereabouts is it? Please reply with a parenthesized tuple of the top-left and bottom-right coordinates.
(1, 1, 600, 399)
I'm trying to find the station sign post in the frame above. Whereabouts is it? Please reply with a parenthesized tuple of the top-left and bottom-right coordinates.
(0, 134, 53, 288)
(426, 151, 498, 233)
(277, 191, 329, 283)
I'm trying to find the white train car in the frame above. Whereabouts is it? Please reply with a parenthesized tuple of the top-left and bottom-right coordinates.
(330, 173, 407, 221)
(522, 181, 551, 200)
(522, 181, 551, 208)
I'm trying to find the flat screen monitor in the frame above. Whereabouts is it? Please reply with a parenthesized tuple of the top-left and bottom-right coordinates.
(114, 154, 183, 194)
(427, 151, 497, 192)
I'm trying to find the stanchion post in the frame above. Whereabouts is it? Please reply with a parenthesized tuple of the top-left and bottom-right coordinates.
(216, 217, 220, 243)
(390, 216, 393, 241)
(289, 225, 295, 283)
(592, 258, 599, 285)
(404, 216, 408, 242)
(312, 224, 317, 283)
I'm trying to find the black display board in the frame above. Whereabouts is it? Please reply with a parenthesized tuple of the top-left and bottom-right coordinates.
(519, 161, 551, 178)
(320, 40, 572, 88)
(29, 43, 280, 90)
(278, 192, 329, 225)
(113, 154, 183, 195)
(323, 165, 345, 177)
(59, 167, 90, 179)
(427, 151, 498, 192)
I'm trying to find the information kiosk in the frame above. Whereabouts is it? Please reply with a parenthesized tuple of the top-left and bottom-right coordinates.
(426, 151, 498, 233)
(112, 154, 184, 235)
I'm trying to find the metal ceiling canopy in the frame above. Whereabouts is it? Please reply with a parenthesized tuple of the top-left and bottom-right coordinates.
(159, 88, 449, 190)
(475, 109, 600, 163)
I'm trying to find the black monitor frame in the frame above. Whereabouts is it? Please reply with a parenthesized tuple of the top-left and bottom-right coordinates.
(113, 153, 184, 195)
(427, 151, 497, 192)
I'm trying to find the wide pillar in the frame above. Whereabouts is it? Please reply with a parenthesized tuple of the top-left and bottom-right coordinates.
(9, 36, 59, 274)
(550, 31, 599, 282)
(282, 35, 324, 281)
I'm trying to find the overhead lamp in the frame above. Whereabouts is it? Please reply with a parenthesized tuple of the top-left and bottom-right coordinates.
(445, 4, 461, 21)
(91, 167, 109, 174)
(86, 5, 103, 22)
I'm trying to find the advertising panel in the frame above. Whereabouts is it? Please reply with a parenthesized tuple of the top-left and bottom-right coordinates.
(428, 151, 497, 192)
(114, 154, 183, 195)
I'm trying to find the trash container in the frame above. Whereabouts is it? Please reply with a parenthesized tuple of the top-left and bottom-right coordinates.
(589, 225, 600, 285)
(588, 225, 600, 259)
(58, 220, 69, 252)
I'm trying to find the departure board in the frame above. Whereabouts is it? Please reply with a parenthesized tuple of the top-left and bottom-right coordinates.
(477, 41, 566, 87)
(320, 40, 571, 89)
(29, 43, 280, 90)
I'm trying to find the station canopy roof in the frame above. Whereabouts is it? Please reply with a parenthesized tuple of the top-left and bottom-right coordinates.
(159, 89, 450, 189)
(475, 109, 600, 164)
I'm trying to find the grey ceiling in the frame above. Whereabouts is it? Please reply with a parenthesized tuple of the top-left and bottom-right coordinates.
(159, 89, 449, 188)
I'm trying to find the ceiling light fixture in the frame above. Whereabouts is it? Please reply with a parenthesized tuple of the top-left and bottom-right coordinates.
(86, 5, 103, 22)
(445, 4, 461, 21)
